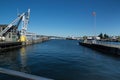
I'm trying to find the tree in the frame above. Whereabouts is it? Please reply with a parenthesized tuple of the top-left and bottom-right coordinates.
(98, 33, 103, 39)
(104, 34, 109, 39)
(83, 36, 87, 40)
(117, 36, 120, 41)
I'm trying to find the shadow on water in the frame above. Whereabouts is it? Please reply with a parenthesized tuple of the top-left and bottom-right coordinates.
(81, 45, 120, 60)
(0, 47, 31, 80)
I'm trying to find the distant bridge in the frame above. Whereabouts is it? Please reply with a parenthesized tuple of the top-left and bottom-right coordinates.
(48, 36, 66, 39)
(34, 35, 66, 39)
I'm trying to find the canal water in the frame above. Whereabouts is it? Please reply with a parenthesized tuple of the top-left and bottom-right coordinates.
(0, 39, 120, 80)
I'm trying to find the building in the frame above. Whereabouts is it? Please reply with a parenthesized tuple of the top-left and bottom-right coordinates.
(83, 36, 100, 40)
(0, 25, 19, 42)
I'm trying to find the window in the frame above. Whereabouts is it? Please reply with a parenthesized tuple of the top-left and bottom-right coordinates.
(9, 33, 11, 38)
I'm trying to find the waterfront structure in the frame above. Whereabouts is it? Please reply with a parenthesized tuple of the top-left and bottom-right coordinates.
(0, 25, 18, 42)
(79, 41, 120, 56)
(0, 9, 30, 43)
(83, 36, 100, 40)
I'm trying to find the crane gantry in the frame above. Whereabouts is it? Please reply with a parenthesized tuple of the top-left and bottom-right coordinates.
(0, 9, 30, 42)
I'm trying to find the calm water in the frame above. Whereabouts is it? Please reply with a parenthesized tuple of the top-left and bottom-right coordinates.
(0, 39, 120, 80)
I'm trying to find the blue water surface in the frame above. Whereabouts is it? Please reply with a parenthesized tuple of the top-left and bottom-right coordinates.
(0, 39, 120, 80)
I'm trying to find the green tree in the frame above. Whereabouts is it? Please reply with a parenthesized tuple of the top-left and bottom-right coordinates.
(83, 36, 87, 40)
(104, 34, 109, 39)
(117, 36, 120, 41)
(98, 33, 103, 39)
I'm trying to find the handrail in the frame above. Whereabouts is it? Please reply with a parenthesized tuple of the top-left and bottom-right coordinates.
(0, 67, 53, 80)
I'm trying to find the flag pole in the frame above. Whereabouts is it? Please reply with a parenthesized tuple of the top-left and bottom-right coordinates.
(92, 11, 96, 43)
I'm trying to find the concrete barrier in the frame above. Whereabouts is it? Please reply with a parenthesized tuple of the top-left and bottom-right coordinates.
(79, 42, 120, 56)
(0, 37, 49, 51)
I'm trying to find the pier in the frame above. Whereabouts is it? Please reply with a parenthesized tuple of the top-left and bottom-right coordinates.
(0, 42, 22, 51)
(0, 37, 49, 52)
(79, 41, 120, 56)
(26, 37, 49, 45)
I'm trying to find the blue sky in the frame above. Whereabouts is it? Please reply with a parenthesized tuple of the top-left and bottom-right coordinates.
(0, 0, 120, 37)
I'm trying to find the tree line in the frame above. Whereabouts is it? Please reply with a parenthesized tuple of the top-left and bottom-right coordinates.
(98, 33, 109, 39)
(98, 33, 120, 41)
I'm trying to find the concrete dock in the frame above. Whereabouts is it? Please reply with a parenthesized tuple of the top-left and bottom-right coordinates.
(0, 42, 22, 51)
(0, 37, 49, 52)
(79, 42, 120, 56)
(26, 37, 49, 45)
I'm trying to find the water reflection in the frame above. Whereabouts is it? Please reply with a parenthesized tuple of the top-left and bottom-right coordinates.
(19, 47, 31, 73)
(0, 47, 31, 74)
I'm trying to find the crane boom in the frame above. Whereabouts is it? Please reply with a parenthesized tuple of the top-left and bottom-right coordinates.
(0, 13, 25, 36)
(0, 9, 30, 42)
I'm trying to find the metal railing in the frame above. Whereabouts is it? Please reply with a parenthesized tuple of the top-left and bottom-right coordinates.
(82, 40, 120, 48)
(0, 67, 53, 80)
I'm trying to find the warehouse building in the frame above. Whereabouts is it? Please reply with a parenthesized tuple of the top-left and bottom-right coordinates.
(0, 25, 19, 42)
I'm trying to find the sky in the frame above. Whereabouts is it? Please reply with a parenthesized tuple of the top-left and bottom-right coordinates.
(0, 0, 120, 37)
